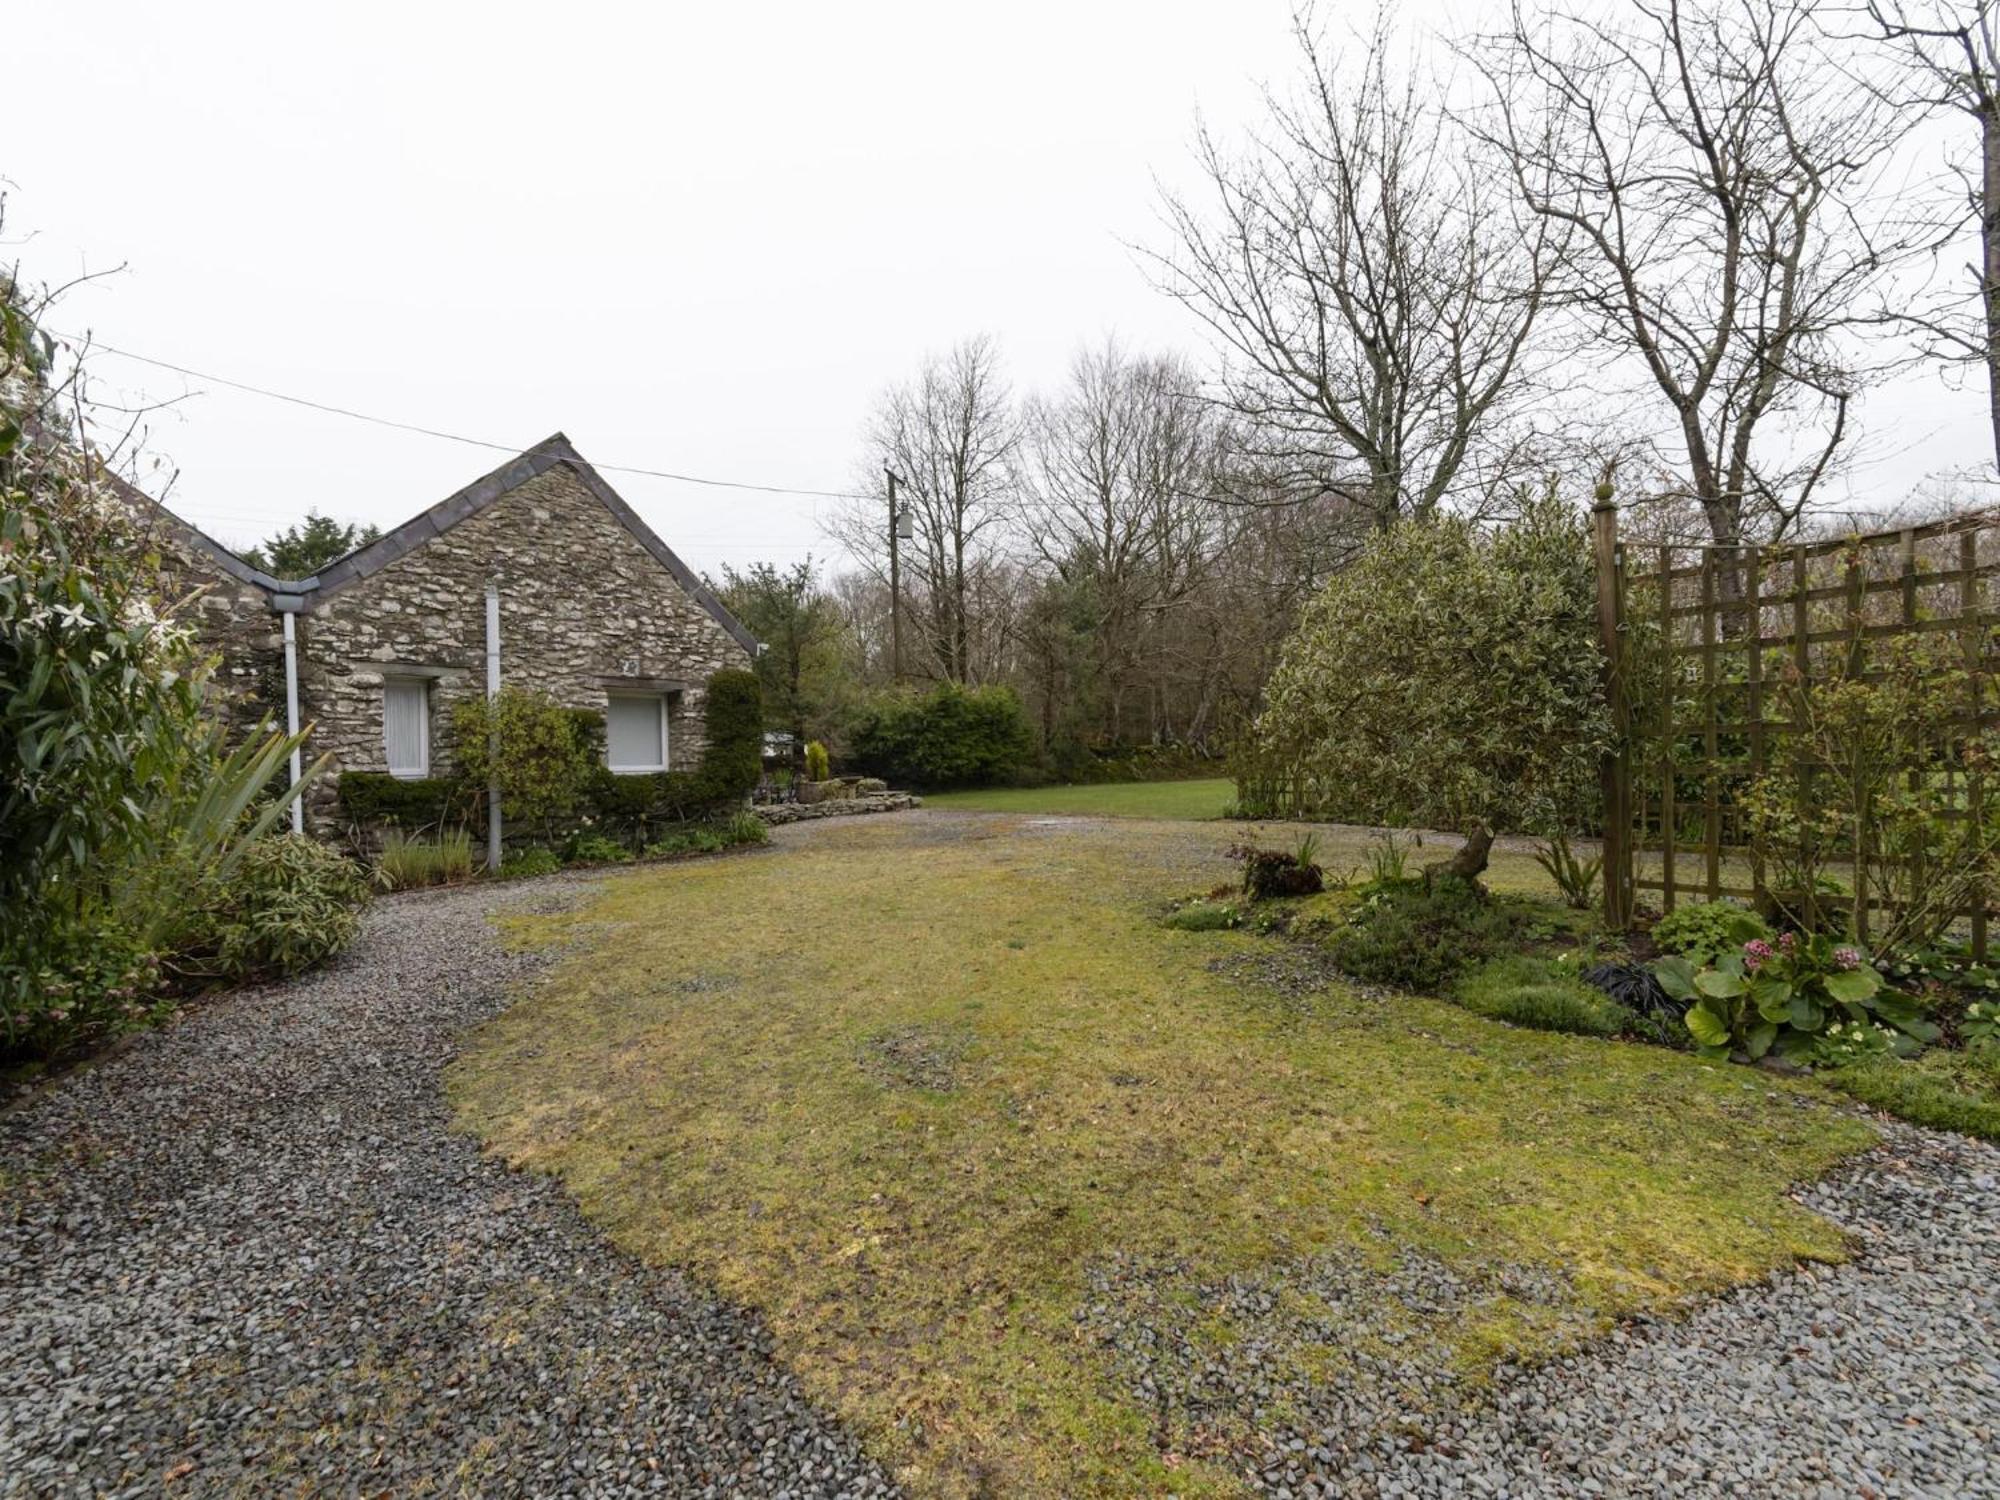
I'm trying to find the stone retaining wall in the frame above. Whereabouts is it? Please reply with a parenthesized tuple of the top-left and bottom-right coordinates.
(754, 793, 921, 826)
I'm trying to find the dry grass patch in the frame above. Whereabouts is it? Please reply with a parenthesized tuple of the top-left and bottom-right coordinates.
(452, 813, 1873, 1497)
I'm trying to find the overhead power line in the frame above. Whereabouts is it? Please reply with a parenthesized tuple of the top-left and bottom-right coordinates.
(49, 331, 870, 501)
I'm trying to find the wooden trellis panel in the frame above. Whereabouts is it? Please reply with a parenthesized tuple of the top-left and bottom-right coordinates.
(1594, 505, 2000, 957)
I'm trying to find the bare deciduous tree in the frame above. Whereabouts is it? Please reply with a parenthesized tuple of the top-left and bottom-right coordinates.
(831, 336, 1019, 683)
(1866, 0, 2000, 472)
(1020, 342, 1225, 742)
(1149, 12, 1562, 528)
(1474, 0, 1923, 548)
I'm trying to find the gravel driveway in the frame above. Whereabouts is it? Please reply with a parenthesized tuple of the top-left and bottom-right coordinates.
(1254, 1123, 2000, 1498)
(1, 876, 893, 1499)
(4, 850, 1996, 1498)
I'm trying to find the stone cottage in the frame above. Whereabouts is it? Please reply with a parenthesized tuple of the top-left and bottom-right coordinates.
(117, 433, 758, 830)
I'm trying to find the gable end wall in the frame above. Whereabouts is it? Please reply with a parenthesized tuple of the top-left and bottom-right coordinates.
(292, 463, 751, 826)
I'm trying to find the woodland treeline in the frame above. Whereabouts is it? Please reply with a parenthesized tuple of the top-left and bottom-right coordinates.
(712, 0, 2000, 771)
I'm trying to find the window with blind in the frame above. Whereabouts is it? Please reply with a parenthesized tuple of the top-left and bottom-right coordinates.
(605, 693, 668, 773)
(383, 679, 430, 779)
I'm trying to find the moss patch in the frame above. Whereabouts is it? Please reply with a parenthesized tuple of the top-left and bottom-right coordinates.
(1823, 1050, 2000, 1141)
(451, 813, 1873, 1497)
(1455, 955, 1632, 1037)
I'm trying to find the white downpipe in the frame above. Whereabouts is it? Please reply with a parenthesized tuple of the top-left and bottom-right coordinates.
(485, 581, 502, 871)
(282, 609, 304, 833)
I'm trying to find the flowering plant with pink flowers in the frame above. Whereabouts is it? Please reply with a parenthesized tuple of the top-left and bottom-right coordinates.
(1654, 930, 1937, 1061)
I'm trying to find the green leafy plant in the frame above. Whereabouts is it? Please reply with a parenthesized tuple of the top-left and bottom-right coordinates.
(1964, 999, 2000, 1055)
(1654, 932, 1938, 1061)
(1649, 901, 1769, 965)
(453, 686, 598, 833)
(167, 833, 370, 983)
(563, 830, 635, 865)
(497, 846, 562, 880)
(1533, 832, 1603, 911)
(1878, 942, 2000, 1013)
(1163, 900, 1242, 932)
(1, 259, 320, 1061)
(373, 828, 476, 890)
(1365, 831, 1414, 884)
(805, 739, 831, 782)
(1802, 1019, 1903, 1068)
(1322, 877, 1518, 991)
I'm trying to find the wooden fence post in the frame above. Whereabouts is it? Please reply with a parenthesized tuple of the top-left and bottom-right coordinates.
(1592, 492, 1632, 930)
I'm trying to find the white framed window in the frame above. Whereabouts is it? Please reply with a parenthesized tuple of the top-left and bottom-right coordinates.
(605, 692, 669, 774)
(383, 678, 431, 779)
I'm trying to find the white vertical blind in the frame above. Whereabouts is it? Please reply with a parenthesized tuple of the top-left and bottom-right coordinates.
(384, 679, 429, 777)
(606, 694, 666, 772)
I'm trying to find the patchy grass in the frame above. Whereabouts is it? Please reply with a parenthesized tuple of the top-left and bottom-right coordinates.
(452, 812, 1874, 1498)
(1822, 1050, 2000, 1142)
(924, 777, 1237, 820)
(1454, 955, 1633, 1037)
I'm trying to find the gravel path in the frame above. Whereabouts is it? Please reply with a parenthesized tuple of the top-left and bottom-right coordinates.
(4, 839, 1996, 1498)
(1086, 1122, 1999, 1500)
(0, 876, 893, 1499)
(1362, 1123, 2000, 1500)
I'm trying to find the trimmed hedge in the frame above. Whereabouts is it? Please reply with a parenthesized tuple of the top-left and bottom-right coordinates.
(336, 772, 464, 828)
(848, 683, 1033, 789)
(1045, 741, 1222, 786)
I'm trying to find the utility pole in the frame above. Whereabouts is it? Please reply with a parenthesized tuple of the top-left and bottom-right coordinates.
(886, 468, 908, 682)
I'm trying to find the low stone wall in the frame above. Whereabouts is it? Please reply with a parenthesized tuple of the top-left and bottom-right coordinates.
(754, 793, 921, 827)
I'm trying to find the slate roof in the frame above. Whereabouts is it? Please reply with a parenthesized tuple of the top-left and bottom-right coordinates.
(114, 433, 760, 655)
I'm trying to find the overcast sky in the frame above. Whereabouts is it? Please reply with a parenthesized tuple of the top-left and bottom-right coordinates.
(6, 0, 1992, 578)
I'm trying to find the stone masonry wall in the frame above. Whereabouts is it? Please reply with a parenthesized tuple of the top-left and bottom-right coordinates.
(118, 493, 288, 738)
(286, 464, 750, 830)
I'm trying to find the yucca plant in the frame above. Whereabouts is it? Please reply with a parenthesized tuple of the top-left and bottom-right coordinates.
(1533, 831, 1603, 911)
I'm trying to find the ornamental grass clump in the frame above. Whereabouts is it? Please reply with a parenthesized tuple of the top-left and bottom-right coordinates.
(374, 828, 476, 890)
(1162, 900, 1242, 932)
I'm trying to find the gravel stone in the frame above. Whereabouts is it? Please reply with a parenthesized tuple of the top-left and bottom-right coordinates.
(0, 876, 895, 1499)
(1080, 1122, 1999, 1499)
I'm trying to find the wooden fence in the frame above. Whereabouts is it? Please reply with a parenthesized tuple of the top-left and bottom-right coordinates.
(1592, 502, 2000, 958)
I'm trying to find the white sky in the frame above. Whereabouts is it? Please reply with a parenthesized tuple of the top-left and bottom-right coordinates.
(5, 0, 1992, 577)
